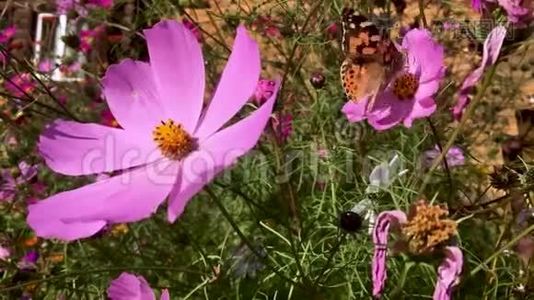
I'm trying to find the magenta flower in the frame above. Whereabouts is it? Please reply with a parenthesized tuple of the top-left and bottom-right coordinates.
(4, 73, 36, 98)
(372, 210, 407, 297)
(87, 0, 113, 8)
(452, 26, 506, 120)
(38, 59, 54, 73)
(108, 273, 169, 300)
(423, 145, 465, 168)
(183, 19, 202, 42)
(18, 250, 39, 270)
(0, 245, 10, 261)
(272, 113, 292, 143)
(433, 247, 464, 300)
(342, 29, 445, 130)
(471, 0, 484, 11)
(254, 79, 277, 105)
(372, 208, 462, 299)
(498, 0, 531, 23)
(1, 162, 38, 202)
(79, 27, 103, 54)
(27, 20, 278, 241)
(325, 22, 339, 40)
(0, 25, 16, 43)
(252, 16, 282, 39)
(56, 0, 80, 14)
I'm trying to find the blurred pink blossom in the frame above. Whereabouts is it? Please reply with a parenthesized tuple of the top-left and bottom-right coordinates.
(452, 26, 506, 120)
(108, 272, 169, 300)
(4, 73, 36, 97)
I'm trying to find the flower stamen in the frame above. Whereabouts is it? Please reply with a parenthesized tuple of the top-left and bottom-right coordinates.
(392, 73, 419, 100)
(153, 119, 196, 160)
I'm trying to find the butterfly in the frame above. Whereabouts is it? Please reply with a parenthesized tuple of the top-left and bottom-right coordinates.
(340, 8, 404, 106)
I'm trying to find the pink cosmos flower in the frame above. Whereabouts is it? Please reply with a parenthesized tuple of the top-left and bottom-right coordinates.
(372, 210, 407, 297)
(342, 29, 445, 130)
(372, 210, 463, 299)
(433, 247, 464, 300)
(423, 145, 465, 168)
(452, 26, 506, 120)
(108, 273, 169, 300)
(0, 245, 10, 260)
(27, 20, 278, 241)
(4, 73, 36, 98)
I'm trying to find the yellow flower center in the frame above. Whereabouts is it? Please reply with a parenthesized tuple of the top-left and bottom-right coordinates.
(401, 200, 457, 255)
(392, 73, 419, 100)
(152, 119, 196, 160)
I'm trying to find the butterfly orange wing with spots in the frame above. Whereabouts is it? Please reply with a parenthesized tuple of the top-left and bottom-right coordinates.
(340, 8, 403, 103)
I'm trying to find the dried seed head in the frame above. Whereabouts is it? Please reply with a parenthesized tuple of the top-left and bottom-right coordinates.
(490, 166, 520, 190)
(401, 200, 457, 255)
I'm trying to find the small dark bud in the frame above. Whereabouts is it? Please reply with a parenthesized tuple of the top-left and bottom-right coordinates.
(339, 211, 363, 232)
(62, 35, 81, 50)
(489, 166, 520, 190)
(310, 72, 325, 89)
(67, 9, 79, 20)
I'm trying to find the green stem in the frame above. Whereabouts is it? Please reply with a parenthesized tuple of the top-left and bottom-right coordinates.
(470, 223, 534, 276)
(418, 65, 497, 195)
(313, 233, 346, 287)
(205, 188, 299, 286)
(0, 266, 203, 292)
(426, 117, 453, 197)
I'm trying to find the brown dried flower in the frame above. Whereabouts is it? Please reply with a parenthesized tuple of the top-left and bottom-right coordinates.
(401, 200, 457, 255)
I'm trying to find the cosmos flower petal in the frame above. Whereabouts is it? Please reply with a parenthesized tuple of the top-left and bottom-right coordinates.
(372, 210, 408, 297)
(402, 29, 445, 82)
(195, 25, 261, 138)
(160, 290, 170, 300)
(342, 98, 368, 123)
(367, 91, 414, 131)
(39, 120, 161, 176)
(432, 246, 464, 300)
(167, 81, 279, 222)
(144, 20, 205, 133)
(452, 26, 506, 120)
(403, 97, 436, 128)
(102, 59, 164, 131)
(108, 273, 156, 300)
(27, 160, 178, 241)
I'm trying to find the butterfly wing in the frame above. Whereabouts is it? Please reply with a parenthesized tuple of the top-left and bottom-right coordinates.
(340, 8, 406, 103)
(340, 58, 385, 102)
